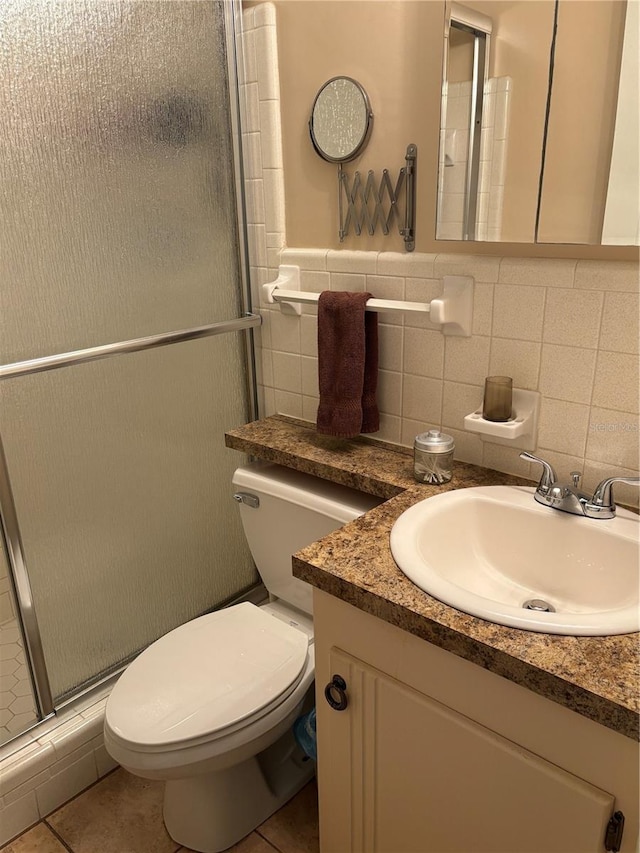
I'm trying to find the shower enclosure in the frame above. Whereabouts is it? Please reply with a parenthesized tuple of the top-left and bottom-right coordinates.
(0, 0, 259, 745)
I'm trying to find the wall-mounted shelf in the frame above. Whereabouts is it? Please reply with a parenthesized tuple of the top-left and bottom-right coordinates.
(262, 266, 474, 336)
(464, 389, 540, 451)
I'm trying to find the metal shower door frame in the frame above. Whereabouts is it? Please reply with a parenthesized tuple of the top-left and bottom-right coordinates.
(0, 0, 258, 722)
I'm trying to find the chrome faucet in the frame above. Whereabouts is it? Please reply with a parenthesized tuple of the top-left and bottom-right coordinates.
(519, 452, 640, 519)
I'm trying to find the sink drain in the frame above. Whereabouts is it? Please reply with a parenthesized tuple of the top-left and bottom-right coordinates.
(523, 598, 556, 613)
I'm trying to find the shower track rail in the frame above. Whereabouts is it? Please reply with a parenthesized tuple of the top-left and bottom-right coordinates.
(0, 311, 261, 718)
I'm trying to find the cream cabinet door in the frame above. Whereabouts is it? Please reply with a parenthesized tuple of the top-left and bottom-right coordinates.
(318, 648, 617, 853)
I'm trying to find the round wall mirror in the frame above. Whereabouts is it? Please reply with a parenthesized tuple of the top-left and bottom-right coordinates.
(309, 76, 373, 163)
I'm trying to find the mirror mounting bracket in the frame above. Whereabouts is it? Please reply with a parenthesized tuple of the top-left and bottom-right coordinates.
(338, 144, 417, 252)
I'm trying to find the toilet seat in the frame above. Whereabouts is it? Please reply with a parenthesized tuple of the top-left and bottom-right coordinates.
(105, 602, 310, 754)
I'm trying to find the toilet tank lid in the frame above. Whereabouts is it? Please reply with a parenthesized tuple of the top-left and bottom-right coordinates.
(233, 462, 382, 522)
(105, 603, 309, 748)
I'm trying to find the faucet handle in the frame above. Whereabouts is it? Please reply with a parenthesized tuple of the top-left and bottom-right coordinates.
(519, 452, 557, 494)
(590, 477, 640, 511)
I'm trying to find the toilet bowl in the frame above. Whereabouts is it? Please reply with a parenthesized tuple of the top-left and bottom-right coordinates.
(104, 462, 381, 853)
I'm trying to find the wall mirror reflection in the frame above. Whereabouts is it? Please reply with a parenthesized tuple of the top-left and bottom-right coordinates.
(437, 0, 639, 246)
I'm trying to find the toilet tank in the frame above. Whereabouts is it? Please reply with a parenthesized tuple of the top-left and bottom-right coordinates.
(232, 462, 383, 615)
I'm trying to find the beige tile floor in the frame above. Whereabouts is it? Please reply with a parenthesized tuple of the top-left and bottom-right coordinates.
(1, 768, 319, 853)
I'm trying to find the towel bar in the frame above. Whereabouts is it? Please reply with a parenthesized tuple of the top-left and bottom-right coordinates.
(263, 265, 474, 336)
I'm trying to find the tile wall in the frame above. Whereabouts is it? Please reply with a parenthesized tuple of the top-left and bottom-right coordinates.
(437, 77, 511, 241)
(0, 687, 118, 845)
(242, 4, 640, 507)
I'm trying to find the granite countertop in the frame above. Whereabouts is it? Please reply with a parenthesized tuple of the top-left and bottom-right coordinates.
(225, 416, 640, 741)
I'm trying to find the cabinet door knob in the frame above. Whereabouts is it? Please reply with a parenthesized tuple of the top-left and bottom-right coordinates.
(324, 674, 348, 711)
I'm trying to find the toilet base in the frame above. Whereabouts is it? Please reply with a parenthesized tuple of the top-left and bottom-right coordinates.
(163, 726, 315, 853)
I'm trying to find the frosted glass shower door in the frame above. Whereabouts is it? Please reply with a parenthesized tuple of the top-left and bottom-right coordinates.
(0, 1, 258, 705)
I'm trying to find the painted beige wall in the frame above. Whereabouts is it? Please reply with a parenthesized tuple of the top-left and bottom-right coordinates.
(539, 0, 626, 244)
(274, 0, 444, 254)
(267, 0, 636, 260)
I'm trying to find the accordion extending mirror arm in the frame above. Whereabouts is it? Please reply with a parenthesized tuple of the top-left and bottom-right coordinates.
(338, 144, 417, 251)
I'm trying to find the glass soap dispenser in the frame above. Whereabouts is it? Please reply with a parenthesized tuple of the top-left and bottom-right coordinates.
(413, 430, 455, 485)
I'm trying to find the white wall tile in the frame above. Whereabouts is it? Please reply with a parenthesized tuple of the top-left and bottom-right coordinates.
(374, 414, 402, 444)
(499, 258, 576, 288)
(592, 352, 639, 414)
(378, 324, 404, 372)
(258, 102, 283, 169)
(263, 169, 285, 232)
(262, 386, 276, 416)
(269, 310, 300, 353)
(0, 791, 39, 846)
(482, 444, 533, 478)
(538, 399, 590, 457)
(434, 254, 501, 283)
(586, 408, 640, 470)
(599, 292, 639, 354)
(493, 285, 545, 341)
(377, 370, 403, 416)
(489, 339, 541, 390)
(376, 252, 436, 278)
(302, 395, 318, 424)
(35, 751, 97, 818)
(281, 248, 328, 270)
(273, 390, 303, 418)
(574, 260, 640, 292)
(444, 336, 491, 385)
(272, 352, 302, 393)
(241, 83, 260, 133)
(299, 270, 330, 293)
(446, 428, 484, 466)
(472, 283, 494, 336)
(330, 272, 366, 292)
(543, 289, 604, 348)
(255, 27, 280, 101)
(300, 356, 318, 398)
(403, 328, 444, 379)
(300, 315, 317, 357)
(327, 250, 378, 274)
(0, 742, 54, 797)
(442, 382, 483, 431)
(266, 231, 285, 249)
(253, 2, 276, 27)
(365, 275, 404, 301)
(242, 133, 263, 181)
(241, 28, 257, 83)
(402, 375, 443, 424)
(539, 345, 596, 405)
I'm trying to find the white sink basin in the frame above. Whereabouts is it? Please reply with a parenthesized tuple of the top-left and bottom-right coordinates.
(390, 486, 640, 635)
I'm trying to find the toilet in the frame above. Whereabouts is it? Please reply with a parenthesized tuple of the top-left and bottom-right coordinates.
(104, 462, 380, 853)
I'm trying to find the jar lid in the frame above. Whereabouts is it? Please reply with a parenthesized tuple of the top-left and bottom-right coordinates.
(414, 430, 455, 453)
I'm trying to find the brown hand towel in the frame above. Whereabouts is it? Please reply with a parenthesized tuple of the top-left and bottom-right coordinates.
(316, 291, 380, 438)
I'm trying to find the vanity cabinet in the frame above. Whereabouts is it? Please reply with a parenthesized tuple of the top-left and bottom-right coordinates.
(313, 591, 639, 853)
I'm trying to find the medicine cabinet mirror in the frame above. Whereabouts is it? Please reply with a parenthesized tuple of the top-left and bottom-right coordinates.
(309, 76, 373, 164)
(437, 0, 639, 246)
